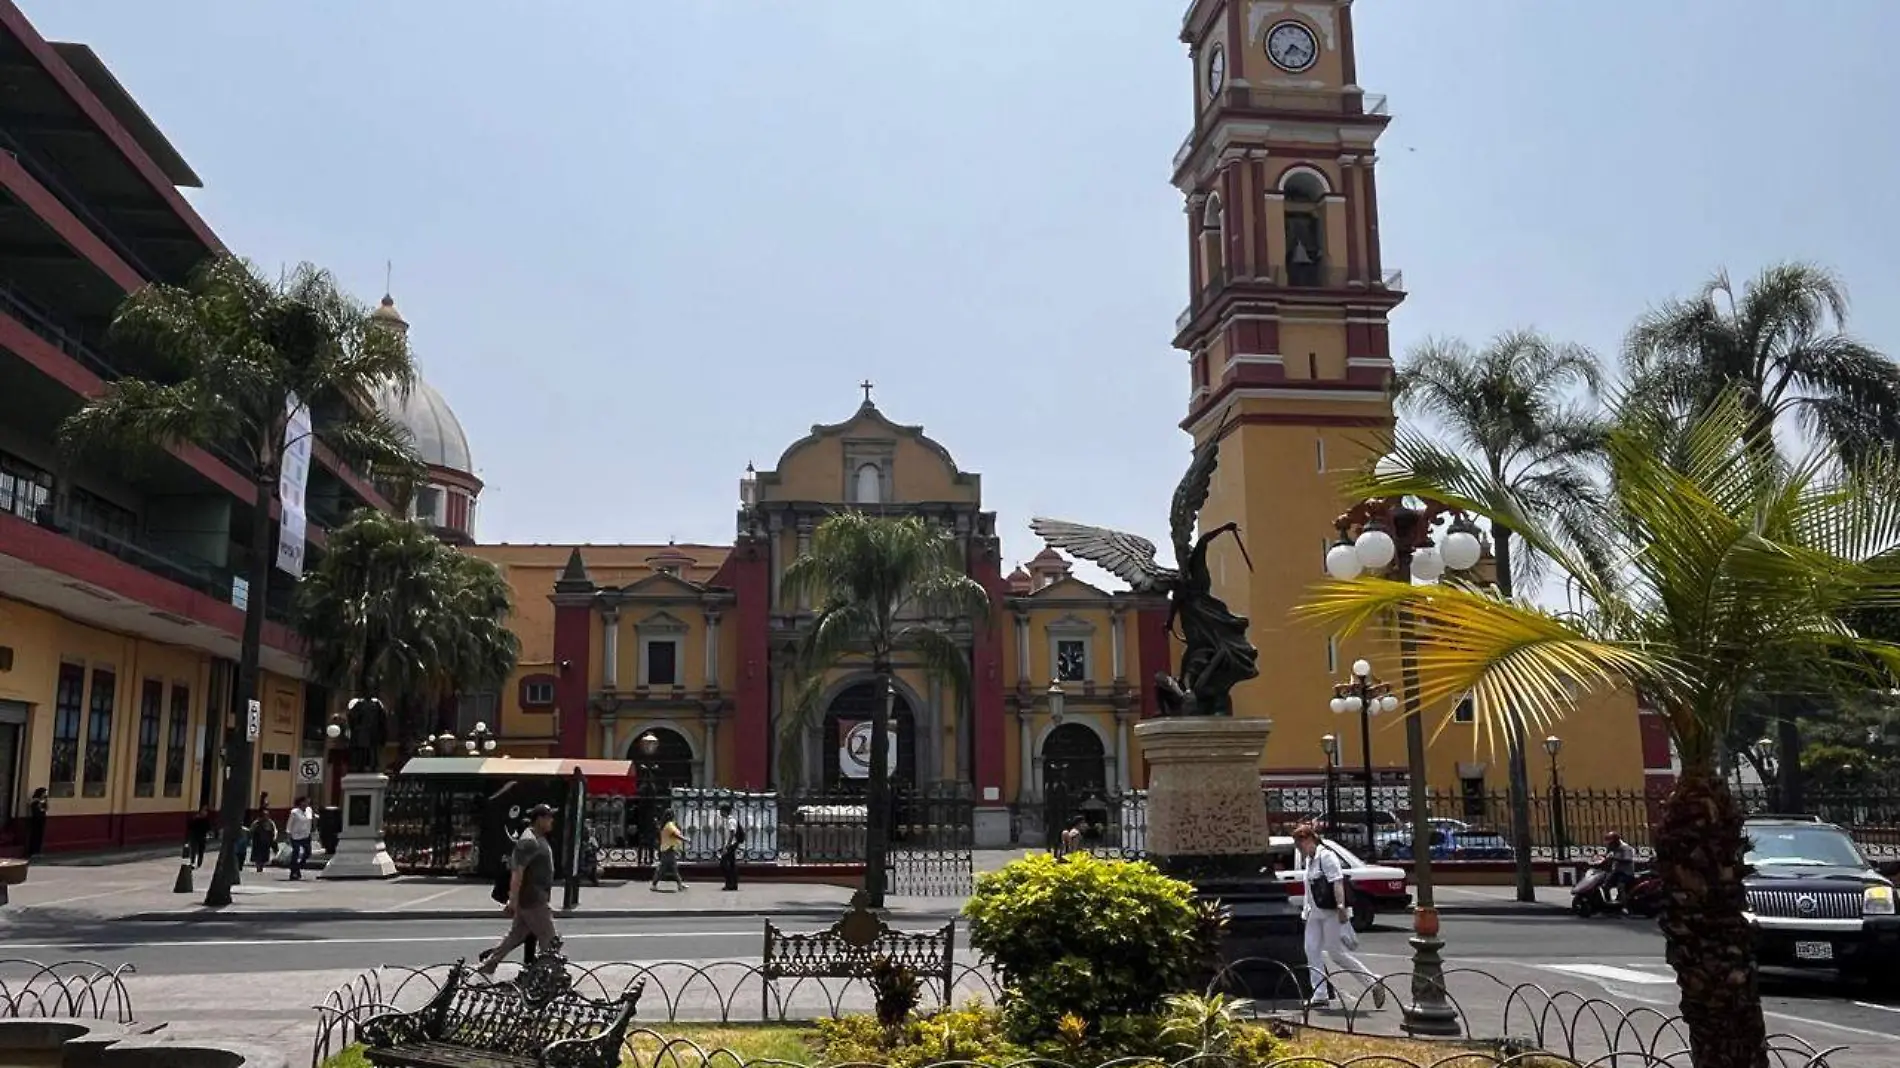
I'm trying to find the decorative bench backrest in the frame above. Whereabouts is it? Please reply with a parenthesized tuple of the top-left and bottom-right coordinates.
(762, 893, 955, 1000)
(426, 957, 641, 1062)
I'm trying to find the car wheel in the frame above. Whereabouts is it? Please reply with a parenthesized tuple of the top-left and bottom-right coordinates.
(1352, 900, 1375, 932)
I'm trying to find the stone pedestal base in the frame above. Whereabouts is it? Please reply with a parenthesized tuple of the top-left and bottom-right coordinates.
(319, 772, 397, 880)
(1135, 715, 1304, 999)
(973, 806, 1011, 849)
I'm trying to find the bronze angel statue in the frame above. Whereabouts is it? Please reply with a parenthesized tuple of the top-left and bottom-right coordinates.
(1030, 433, 1258, 716)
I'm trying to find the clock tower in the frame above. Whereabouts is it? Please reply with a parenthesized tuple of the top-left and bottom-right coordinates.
(1172, 0, 1403, 748)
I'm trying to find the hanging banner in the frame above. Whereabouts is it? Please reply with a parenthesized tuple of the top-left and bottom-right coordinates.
(275, 392, 313, 576)
(838, 720, 897, 780)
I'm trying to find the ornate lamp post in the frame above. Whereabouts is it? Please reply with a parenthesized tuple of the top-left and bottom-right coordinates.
(1047, 681, 1066, 726)
(1320, 734, 1341, 832)
(1329, 661, 1398, 855)
(1544, 735, 1567, 862)
(464, 722, 499, 756)
(1324, 497, 1480, 1037)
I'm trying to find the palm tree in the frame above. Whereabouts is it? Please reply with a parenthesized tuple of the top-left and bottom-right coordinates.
(1300, 390, 1900, 1068)
(294, 509, 519, 751)
(1393, 329, 1604, 901)
(59, 255, 421, 907)
(778, 513, 992, 906)
(1627, 262, 1900, 804)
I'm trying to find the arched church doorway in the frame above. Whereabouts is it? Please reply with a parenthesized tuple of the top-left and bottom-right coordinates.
(823, 680, 916, 790)
(1041, 722, 1109, 850)
(626, 726, 696, 790)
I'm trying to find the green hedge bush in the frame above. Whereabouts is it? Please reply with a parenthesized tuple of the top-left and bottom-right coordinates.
(962, 852, 1219, 1036)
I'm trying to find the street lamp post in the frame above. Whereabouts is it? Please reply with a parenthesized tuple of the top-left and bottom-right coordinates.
(634, 731, 661, 863)
(1544, 735, 1566, 862)
(1329, 663, 1397, 856)
(1325, 496, 1480, 1037)
(1320, 734, 1341, 831)
(464, 722, 499, 756)
(862, 676, 896, 909)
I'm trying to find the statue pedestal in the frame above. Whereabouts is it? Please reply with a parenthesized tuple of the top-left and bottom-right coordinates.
(319, 772, 397, 880)
(1136, 716, 1304, 998)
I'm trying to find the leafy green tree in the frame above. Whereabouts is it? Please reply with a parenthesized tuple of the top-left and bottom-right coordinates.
(1393, 329, 1604, 899)
(293, 509, 519, 750)
(1626, 262, 1900, 803)
(779, 513, 991, 905)
(59, 255, 421, 907)
(1301, 390, 1900, 1068)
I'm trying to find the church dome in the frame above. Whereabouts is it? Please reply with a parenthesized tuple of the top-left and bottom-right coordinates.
(377, 377, 474, 475)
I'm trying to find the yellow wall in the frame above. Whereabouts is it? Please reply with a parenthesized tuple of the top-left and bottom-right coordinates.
(761, 417, 979, 506)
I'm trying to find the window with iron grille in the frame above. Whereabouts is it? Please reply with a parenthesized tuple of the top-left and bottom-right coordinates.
(82, 667, 116, 797)
(50, 662, 83, 796)
(164, 684, 189, 797)
(134, 679, 162, 797)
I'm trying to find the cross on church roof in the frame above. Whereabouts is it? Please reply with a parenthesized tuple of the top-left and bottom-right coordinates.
(859, 379, 875, 405)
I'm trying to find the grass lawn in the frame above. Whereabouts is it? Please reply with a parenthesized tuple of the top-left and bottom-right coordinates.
(326, 1021, 1549, 1067)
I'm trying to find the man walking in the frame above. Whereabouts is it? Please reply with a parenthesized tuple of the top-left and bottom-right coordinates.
(719, 803, 743, 891)
(479, 803, 560, 975)
(285, 797, 315, 880)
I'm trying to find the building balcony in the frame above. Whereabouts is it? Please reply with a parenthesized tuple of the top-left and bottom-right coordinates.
(1174, 88, 1391, 171)
(1174, 266, 1406, 335)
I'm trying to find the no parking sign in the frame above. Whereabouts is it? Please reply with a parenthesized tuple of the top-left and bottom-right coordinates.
(296, 757, 324, 784)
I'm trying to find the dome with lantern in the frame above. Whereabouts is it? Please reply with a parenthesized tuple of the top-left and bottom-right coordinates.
(369, 293, 483, 545)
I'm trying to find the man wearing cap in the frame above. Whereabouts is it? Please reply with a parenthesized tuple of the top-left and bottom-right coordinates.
(478, 803, 560, 974)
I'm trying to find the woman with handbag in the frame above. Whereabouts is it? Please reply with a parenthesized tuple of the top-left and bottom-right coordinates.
(1292, 823, 1383, 1011)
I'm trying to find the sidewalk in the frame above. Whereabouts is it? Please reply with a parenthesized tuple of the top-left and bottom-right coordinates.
(1428, 883, 1570, 915)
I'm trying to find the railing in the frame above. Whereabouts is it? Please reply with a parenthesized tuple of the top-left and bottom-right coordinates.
(39, 509, 295, 626)
(1173, 88, 1390, 169)
(1175, 264, 1405, 333)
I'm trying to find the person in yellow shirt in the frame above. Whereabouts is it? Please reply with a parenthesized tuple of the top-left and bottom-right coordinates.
(651, 809, 688, 892)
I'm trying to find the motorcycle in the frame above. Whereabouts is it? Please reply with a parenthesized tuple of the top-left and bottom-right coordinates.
(1572, 858, 1665, 918)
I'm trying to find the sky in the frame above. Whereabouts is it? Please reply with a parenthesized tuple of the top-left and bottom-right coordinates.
(30, 1, 1900, 587)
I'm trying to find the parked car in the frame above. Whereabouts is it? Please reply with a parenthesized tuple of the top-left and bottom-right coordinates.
(1266, 834, 1411, 932)
(1385, 826, 1516, 862)
(1314, 810, 1402, 853)
(1372, 818, 1473, 859)
(1742, 816, 1900, 985)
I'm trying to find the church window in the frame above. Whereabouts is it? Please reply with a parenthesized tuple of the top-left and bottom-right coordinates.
(1198, 194, 1226, 283)
(415, 485, 444, 525)
(854, 462, 882, 504)
(1282, 170, 1327, 287)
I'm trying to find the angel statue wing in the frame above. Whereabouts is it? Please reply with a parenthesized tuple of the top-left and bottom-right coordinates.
(1028, 518, 1178, 593)
(1168, 430, 1224, 564)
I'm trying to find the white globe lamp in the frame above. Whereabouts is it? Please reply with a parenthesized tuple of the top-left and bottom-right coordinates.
(1354, 527, 1396, 570)
(1329, 697, 1348, 714)
(1325, 543, 1364, 580)
(1410, 545, 1446, 581)
(1380, 693, 1400, 714)
(1442, 529, 1483, 572)
(1351, 658, 1372, 679)
(325, 722, 342, 740)
(1343, 695, 1363, 714)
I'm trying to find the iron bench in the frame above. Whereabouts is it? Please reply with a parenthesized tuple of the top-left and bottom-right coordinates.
(361, 954, 642, 1068)
(761, 892, 955, 1008)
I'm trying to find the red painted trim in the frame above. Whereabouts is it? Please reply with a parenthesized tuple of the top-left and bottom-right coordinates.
(33, 809, 194, 853)
(551, 603, 592, 760)
(970, 542, 1007, 800)
(1136, 605, 1170, 721)
(1363, 164, 1384, 275)
(1251, 158, 1270, 270)
(1181, 377, 1394, 432)
(0, 152, 146, 291)
(0, 509, 301, 654)
(1637, 712, 1672, 770)
(0, 1, 223, 253)
(1338, 3, 1358, 86)
(710, 537, 771, 787)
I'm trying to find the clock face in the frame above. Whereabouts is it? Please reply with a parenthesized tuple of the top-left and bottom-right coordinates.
(1265, 20, 1319, 73)
(1058, 643, 1086, 680)
(1205, 44, 1226, 96)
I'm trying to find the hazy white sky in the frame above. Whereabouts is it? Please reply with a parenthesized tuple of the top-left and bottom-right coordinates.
(34, 1, 1900, 589)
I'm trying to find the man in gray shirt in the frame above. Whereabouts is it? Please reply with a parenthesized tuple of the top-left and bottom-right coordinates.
(478, 803, 560, 974)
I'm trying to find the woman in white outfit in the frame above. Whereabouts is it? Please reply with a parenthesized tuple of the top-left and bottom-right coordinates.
(1292, 823, 1384, 1010)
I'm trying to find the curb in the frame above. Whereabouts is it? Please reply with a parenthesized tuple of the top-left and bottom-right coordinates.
(115, 906, 961, 924)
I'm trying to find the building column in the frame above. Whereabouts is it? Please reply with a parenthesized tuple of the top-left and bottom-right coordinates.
(767, 512, 785, 610)
(599, 717, 616, 761)
(1115, 713, 1132, 791)
(1017, 710, 1034, 801)
(1110, 608, 1127, 683)
(701, 716, 718, 786)
(1340, 154, 1363, 284)
(794, 520, 813, 611)
(1014, 611, 1030, 685)
(601, 610, 619, 690)
(704, 610, 721, 684)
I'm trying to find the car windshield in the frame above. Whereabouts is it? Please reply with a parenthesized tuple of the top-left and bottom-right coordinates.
(1745, 826, 1866, 869)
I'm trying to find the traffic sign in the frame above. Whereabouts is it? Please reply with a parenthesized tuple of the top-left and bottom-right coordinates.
(245, 699, 261, 742)
(296, 758, 324, 784)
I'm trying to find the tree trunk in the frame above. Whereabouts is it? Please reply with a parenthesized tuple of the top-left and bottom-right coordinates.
(1654, 769, 1768, 1068)
(865, 667, 893, 907)
(204, 472, 277, 907)
(1491, 526, 1538, 904)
